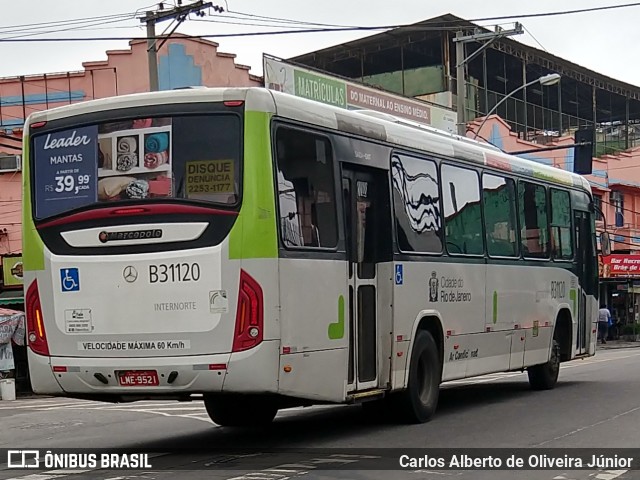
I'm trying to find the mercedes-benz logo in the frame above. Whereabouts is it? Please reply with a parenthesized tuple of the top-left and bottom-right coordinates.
(123, 266, 138, 283)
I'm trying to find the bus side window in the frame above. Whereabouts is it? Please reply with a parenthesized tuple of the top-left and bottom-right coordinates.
(390, 154, 443, 254)
(441, 164, 483, 256)
(275, 127, 338, 249)
(518, 181, 550, 258)
(482, 174, 518, 257)
(550, 188, 573, 260)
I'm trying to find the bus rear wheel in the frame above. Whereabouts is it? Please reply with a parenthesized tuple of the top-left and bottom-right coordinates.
(394, 330, 441, 423)
(204, 395, 278, 427)
(527, 338, 560, 390)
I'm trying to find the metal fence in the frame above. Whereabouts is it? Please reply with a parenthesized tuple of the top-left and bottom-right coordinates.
(467, 83, 640, 156)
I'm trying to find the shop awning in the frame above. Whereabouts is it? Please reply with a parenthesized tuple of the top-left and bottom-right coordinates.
(0, 289, 23, 306)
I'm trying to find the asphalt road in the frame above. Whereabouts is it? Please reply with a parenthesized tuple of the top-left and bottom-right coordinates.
(0, 347, 639, 480)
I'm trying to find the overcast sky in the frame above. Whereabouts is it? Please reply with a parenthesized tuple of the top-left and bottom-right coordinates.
(1, 0, 639, 86)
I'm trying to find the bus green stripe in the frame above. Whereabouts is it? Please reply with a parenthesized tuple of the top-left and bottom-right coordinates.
(21, 136, 45, 271)
(229, 110, 278, 260)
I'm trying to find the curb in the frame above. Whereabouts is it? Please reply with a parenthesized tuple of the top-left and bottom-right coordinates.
(598, 342, 640, 350)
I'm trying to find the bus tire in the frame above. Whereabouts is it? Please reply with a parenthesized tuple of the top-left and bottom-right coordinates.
(204, 395, 278, 427)
(527, 338, 560, 390)
(394, 330, 441, 423)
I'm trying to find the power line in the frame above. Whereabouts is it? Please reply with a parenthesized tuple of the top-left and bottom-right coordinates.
(192, 17, 327, 30)
(218, 10, 361, 28)
(0, 26, 459, 43)
(601, 238, 640, 249)
(0, 17, 139, 41)
(461, 2, 640, 22)
(0, 2, 637, 43)
(0, 143, 20, 151)
(0, 12, 134, 33)
(0, 4, 159, 33)
(223, 2, 640, 28)
(522, 25, 548, 52)
(599, 198, 640, 223)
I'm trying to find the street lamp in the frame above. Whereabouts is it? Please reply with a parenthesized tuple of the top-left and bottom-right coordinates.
(472, 73, 561, 140)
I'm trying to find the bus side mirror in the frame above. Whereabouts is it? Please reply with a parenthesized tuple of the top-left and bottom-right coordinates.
(600, 232, 611, 256)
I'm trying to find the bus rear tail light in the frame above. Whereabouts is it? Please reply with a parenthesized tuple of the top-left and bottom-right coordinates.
(26, 280, 50, 356)
(232, 270, 263, 352)
(111, 207, 149, 215)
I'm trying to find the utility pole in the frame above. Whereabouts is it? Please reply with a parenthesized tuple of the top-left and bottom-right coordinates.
(145, 18, 159, 92)
(140, 1, 213, 91)
(455, 32, 465, 137)
(453, 23, 524, 136)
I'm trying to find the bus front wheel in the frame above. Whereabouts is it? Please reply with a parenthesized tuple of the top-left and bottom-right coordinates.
(204, 395, 278, 427)
(527, 338, 560, 390)
(394, 330, 441, 423)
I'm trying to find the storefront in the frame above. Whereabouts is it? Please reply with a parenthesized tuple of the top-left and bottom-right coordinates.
(599, 254, 640, 336)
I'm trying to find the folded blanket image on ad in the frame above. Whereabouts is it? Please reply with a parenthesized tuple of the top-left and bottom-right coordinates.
(117, 136, 137, 153)
(144, 151, 169, 169)
(145, 132, 169, 153)
(117, 153, 137, 171)
(98, 176, 136, 200)
(126, 179, 150, 199)
(133, 118, 153, 129)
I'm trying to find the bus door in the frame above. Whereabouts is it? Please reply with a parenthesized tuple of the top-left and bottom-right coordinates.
(342, 165, 392, 392)
(574, 210, 591, 355)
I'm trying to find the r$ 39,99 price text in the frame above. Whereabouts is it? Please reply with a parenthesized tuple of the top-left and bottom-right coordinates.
(47, 174, 92, 195)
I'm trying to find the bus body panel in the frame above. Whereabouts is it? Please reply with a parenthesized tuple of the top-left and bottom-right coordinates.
(41, 243, 237, 358)
(277, 258, 350, 402)
(398, 261, 591, 386)
(278, 349, 348, 402)
(27, 255, 282, 395)
(42, 341, 279, 395)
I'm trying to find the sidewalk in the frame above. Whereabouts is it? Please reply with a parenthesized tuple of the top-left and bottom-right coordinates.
(598, 339, 640, 350)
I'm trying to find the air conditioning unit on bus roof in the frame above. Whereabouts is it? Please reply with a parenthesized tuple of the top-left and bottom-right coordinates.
(353, 109, 501, 152)
(0, 155, 21, 173)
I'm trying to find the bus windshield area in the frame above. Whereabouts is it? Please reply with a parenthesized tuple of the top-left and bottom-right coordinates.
(31, 113, 241, 220)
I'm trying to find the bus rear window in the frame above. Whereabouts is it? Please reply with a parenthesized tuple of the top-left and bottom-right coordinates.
(32, 114, 241, 219)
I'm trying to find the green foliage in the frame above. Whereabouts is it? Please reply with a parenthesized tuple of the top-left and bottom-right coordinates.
(620, 324, 640, 335)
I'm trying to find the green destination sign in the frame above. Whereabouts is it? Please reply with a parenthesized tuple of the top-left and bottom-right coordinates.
(294, 69, 347, 108)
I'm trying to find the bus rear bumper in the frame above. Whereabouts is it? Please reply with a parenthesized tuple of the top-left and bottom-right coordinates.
(28, 340, 280, 396)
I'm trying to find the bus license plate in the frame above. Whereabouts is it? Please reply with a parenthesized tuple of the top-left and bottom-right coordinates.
(117, 370, 159, 386)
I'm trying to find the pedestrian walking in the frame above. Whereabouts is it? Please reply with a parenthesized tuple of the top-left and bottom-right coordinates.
(598, 304, 611, 344)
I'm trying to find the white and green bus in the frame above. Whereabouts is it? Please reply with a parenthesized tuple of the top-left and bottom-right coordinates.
(22, 87, 603, 426)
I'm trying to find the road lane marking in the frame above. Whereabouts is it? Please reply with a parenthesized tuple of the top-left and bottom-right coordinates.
(0, 402, 96, 411)
(1, 474, 89, 480)
(535, 405, 640, 446)
(594, 470, 628, 480)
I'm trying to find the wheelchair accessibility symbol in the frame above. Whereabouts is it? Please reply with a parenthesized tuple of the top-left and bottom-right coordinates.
(395, 264, 404, 285)
(60, 268, 80, 292)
